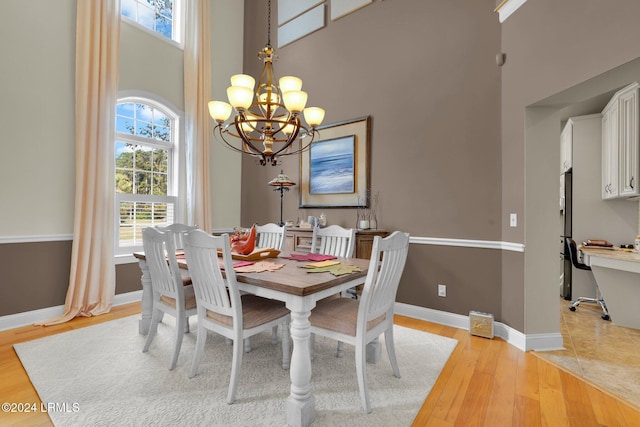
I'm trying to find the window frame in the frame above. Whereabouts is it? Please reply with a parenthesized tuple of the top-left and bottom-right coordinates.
(114, 94, 184, 260)
(120, 0, 184, 49)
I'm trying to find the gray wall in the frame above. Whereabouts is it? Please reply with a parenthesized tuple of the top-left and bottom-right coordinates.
(241, 0, 504, 323)
(502, 0, 640, 333)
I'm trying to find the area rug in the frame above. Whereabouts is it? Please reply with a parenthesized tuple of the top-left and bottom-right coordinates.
(14, 316, 457, 426)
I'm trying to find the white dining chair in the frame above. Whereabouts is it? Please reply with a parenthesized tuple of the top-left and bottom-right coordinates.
(156, 223, 197, 289)
(182, 229, 291, 404)
(255, 222, 287, 251)
(156, 223, 197, 251)
(309, 225, 357, 357)
(310, 224, 356, 258)
(142, 226, 198, 370)
(309, 231, 410, 413)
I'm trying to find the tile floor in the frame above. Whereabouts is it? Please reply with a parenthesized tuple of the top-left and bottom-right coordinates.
(534, 297, 640, 408)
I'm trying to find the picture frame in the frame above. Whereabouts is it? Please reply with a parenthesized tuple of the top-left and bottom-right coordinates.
(299, 116, 370, 208)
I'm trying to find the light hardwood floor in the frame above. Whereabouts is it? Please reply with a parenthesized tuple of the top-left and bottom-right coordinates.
(1, 303, 639, 426)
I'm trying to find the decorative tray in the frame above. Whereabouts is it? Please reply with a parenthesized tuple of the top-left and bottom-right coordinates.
(218, 247, 280, 261)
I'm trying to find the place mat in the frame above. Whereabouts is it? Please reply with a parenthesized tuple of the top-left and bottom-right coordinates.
(233, 261, 285, 273)
(302, 260, 341, 269)
(304, 263, 363, 276)
(281, 253, 338, 262)
(217, 260, 255, 270)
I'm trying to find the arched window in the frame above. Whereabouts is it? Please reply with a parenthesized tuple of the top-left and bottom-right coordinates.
(114, 97, 181, 255)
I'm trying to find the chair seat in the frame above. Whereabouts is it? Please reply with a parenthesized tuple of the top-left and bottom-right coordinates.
(206, 294, 289, 329)
(182, 275, 192, 287)
(310, 298, 385, 337)
(159, 284, 197, 310)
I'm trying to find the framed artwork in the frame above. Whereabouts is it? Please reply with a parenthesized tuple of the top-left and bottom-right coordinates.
(299, 116, 370, 208)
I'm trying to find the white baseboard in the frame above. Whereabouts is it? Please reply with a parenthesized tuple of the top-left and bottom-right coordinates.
(0, 290, 142, 332)
(3, 293, 563, 352)
(394, 302, 563, 352)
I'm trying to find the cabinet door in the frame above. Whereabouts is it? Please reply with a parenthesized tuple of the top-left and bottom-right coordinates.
(618, 86, 639, 197)
(560, 120, 572, 173)
(602, 101, 619, 199)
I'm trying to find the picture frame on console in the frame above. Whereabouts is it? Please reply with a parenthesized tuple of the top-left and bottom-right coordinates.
(299, 115, 371, 208)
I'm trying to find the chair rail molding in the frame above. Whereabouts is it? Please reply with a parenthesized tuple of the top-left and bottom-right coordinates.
(409, 236, 525, 252)
(0, 234, 74, 244)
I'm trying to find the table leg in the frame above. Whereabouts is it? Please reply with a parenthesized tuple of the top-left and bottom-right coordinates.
(366, 337, 381, 363)
(286, 306, 316, 427)
(137, 259, 153, 335)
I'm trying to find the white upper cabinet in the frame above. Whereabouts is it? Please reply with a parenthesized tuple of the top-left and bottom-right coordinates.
(560, 120, 573, 173)
(618, 84, 639, 197)
(601, 82, 639, 199)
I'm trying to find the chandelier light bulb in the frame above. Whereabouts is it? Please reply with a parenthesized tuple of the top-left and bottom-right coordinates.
(227, 86, 253, 111)
(279, 76, 303, 93)
(281, 121, 296, 135)
(208, 101, 233, 123)
(259, 91, 280, 105)
(282, 90, 308, 114)
(230, 74, 255, 90)
(303, 107, 325, 128)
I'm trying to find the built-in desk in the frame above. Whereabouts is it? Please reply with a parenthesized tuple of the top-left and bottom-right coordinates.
(580, 246, 640, 329)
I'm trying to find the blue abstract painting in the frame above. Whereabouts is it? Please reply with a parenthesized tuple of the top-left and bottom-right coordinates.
(309, 135, 355, 194)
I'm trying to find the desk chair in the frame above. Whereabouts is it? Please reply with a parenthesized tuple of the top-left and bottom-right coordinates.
(566, 238, 610, 321)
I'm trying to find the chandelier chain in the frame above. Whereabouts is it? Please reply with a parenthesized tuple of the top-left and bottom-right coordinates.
(267, 0, 271, 47)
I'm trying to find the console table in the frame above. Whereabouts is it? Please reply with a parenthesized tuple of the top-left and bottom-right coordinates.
(284, 227, 388, 259)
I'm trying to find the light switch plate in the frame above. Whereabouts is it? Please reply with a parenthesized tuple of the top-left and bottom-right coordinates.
(510, 213, 517, 227)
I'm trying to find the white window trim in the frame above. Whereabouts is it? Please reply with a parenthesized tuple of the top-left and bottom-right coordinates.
(120, 0, 185, 50)
(114, 92, 186, 259)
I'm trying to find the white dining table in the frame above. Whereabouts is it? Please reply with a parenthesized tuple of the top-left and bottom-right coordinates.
(134, 252, 370, 427)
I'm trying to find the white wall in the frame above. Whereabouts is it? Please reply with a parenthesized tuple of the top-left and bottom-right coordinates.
(0, 0, 76, 237)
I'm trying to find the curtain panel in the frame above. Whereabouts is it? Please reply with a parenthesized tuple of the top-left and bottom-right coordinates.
(184, 0, 213, 231)
(39, 0, 121, 325)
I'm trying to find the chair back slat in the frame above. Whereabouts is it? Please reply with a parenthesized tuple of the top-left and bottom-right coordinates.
(156, 223, 197, 250)
(311, 225, 356, 258)
(183, 230, 239, 319)
(255, 223, 287, 251)
(358, 231, 410, 329)
(142, 227, 183, 302)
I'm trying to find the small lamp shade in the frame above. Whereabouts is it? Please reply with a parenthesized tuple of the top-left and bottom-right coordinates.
(279, 76, 303, 93)
(230, 74, 256, 90)
(282, 90, 308, 114)
(227, 86, 254, 110)
(208, 101, 233, 123)
(268, 170, 296, 187)
(303, 107, 325, 128)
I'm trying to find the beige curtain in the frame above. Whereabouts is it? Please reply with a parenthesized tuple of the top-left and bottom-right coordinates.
(39, 0, 120, 325)
(184, 0, 213, 231)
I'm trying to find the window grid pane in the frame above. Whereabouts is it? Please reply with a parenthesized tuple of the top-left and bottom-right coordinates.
(121, 0, 175, 42)
(118, 200, 175, 248)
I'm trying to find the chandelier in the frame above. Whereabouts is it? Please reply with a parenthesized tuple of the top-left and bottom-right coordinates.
(208, 0, 325, 166)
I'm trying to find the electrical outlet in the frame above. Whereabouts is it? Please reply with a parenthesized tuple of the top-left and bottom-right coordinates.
(438, 284, 446, 297)
(510, 213, 517, 227)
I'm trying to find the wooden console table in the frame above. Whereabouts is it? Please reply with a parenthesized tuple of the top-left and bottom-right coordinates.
(284, 227, 388, 259)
